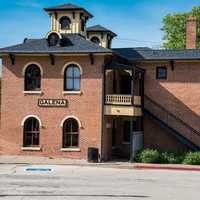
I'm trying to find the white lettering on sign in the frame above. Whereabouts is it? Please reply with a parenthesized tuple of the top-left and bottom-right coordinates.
(38, 99, 68, 107)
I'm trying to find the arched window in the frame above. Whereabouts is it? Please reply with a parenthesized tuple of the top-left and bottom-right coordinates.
(25, 64, 41, 91)
(63, 118, 79, 148)
(48, 33, 60, 46)
(60, 16, 71, 30)
(64, 64, 80, 91)
(91, 36, 100, 45)
(23, 117, 40, 147)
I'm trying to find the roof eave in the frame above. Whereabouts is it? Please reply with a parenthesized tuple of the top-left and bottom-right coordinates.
(44, 8, 93, 18)
(130, 58, 200, 62)
(87, 30, 117, 37)
(0, 51, 113, 56)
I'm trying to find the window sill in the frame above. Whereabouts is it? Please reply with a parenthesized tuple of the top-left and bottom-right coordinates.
(21, 147, 41, 151)
(23, 91, 42, 95)
(62, 91, 82, 95)
(122, 142, 130, 145)
(61, 148, 81, 152)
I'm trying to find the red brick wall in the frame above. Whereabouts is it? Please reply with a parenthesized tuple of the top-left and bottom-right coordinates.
(140, 61, 200, 150)
(0, 55, 104, 159)
(144, 116, 189, 152)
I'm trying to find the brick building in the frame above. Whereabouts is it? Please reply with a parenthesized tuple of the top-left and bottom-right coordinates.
(0, 3, 200, 161)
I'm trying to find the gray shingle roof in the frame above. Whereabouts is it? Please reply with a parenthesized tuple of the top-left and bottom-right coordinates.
(113, 48, 200, 61)
(0, 34, 112, 54)
(44, 3, 93, 18)
(87, 25, 117, 37)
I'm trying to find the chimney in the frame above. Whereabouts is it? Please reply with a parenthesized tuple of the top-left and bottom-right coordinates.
(186, 16, 197, 49)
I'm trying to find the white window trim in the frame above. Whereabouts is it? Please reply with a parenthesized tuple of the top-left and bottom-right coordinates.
(21, 147, 41, 151)
(62, 91, 81, 95)
(60, 148, 80, 152)
(21, 115, 42, 127)
(23, 91, 42, 95)
(22, 62, 44, 77)
(60, 116, 82, 128)
(61, 61, 83, 75)
(46, 31, 62, 39)
(122, 142, 131, 145)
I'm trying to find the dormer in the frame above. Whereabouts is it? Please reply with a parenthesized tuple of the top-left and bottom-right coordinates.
(44, 3, 93, 37)
(87, 25, 117, 48)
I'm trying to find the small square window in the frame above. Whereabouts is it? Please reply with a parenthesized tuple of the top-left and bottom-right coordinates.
(156, 67, 167, 79)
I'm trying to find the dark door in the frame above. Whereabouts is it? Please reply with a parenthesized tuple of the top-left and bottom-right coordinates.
(120, 74, 132, 94)
(112, 119, 116, 147)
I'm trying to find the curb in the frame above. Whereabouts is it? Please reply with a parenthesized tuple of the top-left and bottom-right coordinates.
(133, 164, 200, 171)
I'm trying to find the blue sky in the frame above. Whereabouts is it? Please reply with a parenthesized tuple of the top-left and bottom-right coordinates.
(0, 0, 200, 74)
(1, 0, 200, 49)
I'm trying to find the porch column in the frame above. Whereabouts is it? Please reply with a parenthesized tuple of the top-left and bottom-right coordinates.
(103, 67, 106, 104)
(130, 70, 144, 161)
(139, 73, 145, 110)
(130, 68, 135, 161)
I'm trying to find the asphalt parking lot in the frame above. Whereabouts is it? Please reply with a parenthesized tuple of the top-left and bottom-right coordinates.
(0, 164, 199, 200)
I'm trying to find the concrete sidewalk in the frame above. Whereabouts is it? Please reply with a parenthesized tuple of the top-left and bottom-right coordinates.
(1, 155, 200, 171)
(0, 155, 133, 169)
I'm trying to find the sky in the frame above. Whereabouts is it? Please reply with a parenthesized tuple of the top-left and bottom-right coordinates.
(0, 0, 200, 75)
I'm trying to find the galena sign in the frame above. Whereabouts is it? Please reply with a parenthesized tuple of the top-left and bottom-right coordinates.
(38, 99, 68, 107)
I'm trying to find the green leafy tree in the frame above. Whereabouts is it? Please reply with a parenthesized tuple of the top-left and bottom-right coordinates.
(162, 6, 200, 49)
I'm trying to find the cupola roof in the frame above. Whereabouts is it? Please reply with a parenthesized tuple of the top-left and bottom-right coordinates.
(44, 3, 93, 18)
(87, 25, 117, 37)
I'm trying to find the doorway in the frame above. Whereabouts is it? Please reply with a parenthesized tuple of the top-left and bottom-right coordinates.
(120, 72, 132, 94)
(110, 118, 132, 160)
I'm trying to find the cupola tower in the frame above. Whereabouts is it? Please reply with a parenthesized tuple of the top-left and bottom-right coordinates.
(44, 3, 93, 37)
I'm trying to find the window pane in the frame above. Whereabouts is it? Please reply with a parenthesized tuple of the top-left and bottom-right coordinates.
(24, 133, 32, 146)
(73, 67, 80, 77)
(60, 17, 71, 29)
(74, 79, 80, 90)
(24, 118, 40, 147)
(24, 119, 32, 131)
(159, 69, 165, 77)
(33, 133, 39, 146)
(64, 120, 71, 132)
(64, 134, 71, 147)
(91, 37, 100, 44)
(63, 119, 79, 148)
(33, 119, 39, 131)
(71, 119, 78, 132)
(157, 67, 167, 79)
(66, 79, 73, 90)
(72, 134, 79, 146)
(66, 67, 73, 77)
(25, 65, 41, 91)
(64, 119, 78, 132)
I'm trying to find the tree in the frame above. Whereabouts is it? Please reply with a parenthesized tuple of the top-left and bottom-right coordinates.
(162, 6, 200, 49)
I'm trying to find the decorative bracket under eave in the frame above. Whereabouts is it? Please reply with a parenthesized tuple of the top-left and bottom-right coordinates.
(9, 53, 15, 65)
(89, 53, 94, 65)
(170, 60, 175, 71)
(49, 54, 55, 65)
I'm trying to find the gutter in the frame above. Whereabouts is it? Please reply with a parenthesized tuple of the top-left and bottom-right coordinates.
(0, 52, 113, 58)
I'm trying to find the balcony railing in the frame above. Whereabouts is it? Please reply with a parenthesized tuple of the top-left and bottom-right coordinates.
(105, 95, 141, 106)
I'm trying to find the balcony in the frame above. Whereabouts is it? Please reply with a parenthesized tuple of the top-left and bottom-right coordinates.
(105, 95, 141, 106)
(104, 95, 142, 116)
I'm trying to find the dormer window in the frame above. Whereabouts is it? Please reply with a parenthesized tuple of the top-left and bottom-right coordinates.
(91, 36, 100, 45)
(60, 16, 71, 30)
(47, 33, 60, 46)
